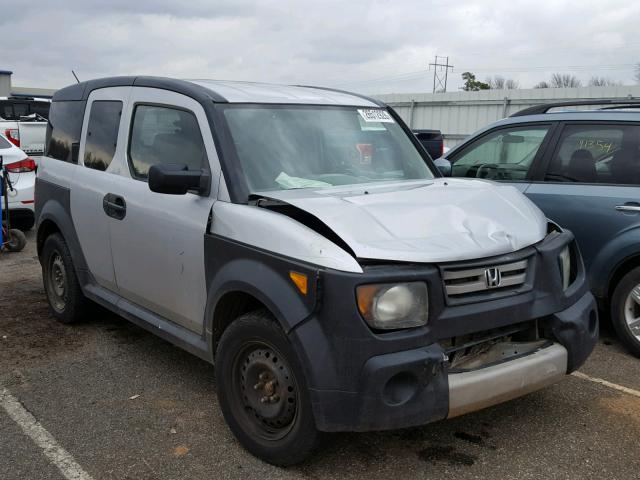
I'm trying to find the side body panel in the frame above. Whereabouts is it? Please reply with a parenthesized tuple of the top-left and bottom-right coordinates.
(526, 183, 640, 297)
(108, 87, 220, 333)
(70, 86, 131, 290)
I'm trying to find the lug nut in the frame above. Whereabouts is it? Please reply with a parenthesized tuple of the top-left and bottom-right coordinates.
(270, 395, 280, 403)
(260, 396, 269, 404)
(253, 382, 264, 390)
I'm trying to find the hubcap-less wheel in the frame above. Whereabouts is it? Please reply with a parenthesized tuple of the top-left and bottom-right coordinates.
(232, 343, 298, 441)
(47, 252, 67, 313)
(623, 284, 640, 340)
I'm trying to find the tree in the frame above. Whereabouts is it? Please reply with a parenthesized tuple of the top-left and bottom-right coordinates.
(534, 74, 581, 88)
(550, 73, 582, 88)
(461, 72, 490, 91)
(486, 76, 519, 90)
(588, 76, 622, 87)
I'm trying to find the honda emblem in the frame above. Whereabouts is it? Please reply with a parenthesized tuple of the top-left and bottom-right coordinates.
(484, 267, 502, 288)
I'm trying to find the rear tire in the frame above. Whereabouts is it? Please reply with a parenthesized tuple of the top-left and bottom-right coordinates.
(611, 267, 640, 357)
(6, 229, 26, 252)
(215, 310, 321, 466)
(41, 233, 89, 324)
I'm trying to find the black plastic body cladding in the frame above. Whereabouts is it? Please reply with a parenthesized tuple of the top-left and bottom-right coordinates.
(204, 230, 598, 432)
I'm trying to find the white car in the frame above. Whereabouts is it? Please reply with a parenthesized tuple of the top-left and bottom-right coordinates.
(0, 133, 36, 230)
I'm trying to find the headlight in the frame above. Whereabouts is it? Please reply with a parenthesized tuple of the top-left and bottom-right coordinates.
(356, 282, 428, 329)
(558, 245, 571, 290)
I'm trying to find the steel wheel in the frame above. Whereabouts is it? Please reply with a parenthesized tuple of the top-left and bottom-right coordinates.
(623, 284, 640, 340)
(231, 341, 298, 441)
(46, 251, 67, 313)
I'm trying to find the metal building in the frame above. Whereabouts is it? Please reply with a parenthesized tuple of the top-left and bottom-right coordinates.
(375, 85, 640, 148)
(0, 70, 56, 98)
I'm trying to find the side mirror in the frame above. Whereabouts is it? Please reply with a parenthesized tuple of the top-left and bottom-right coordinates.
(148, 164, 209, 195)
(434, 157, 452, 177)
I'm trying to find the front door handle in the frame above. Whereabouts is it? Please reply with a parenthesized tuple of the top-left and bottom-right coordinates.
(615, 204, 640, 213)
(103, 193, 127, 220)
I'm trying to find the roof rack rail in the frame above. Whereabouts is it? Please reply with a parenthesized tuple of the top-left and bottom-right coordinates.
(510, 98, 640, 117)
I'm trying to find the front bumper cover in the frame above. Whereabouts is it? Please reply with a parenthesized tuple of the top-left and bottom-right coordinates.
(289, 231, 598, 432)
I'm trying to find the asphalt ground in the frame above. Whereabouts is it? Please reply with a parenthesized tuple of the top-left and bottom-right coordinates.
(1, 230, 640, 479)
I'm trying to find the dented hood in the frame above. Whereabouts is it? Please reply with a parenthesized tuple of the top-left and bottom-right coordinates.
(259, 178, 547, 263)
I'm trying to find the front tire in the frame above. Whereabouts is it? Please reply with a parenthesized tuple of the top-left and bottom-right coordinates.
(41, 233, 89, 324)
(611, 267, 640, 357)
(215, 311, 321, 466)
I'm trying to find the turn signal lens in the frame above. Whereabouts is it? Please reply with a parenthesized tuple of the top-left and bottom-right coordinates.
(289, 271, 308, 295)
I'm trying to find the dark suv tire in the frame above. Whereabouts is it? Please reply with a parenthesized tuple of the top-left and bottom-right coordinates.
(611, 267, 640, 357)
(41, 233, 90, 324)
(215, 310, 321, 466)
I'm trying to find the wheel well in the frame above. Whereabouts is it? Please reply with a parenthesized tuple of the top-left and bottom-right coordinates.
(212, 291, 268, 349)
(608, 254, 640, 304)
(36, 219, 61, 258)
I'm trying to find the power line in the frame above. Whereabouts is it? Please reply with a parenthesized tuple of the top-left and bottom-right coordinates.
(332, 62, 638, 88)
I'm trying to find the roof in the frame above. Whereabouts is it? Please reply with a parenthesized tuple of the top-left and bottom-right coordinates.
(497, 110, 640, 126)
(51, 76, 382, 107)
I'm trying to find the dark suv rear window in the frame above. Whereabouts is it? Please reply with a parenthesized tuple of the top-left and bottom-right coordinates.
(0, 100, 50, 120)
(46, 101, 86, 163)
(84, 101, 122, 171)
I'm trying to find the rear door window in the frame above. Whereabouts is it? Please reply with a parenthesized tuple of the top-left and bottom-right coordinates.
(128, 105, 206, 180)
(84, 101, 122, 171)
(544, 124, 640, 184)
(450, 125, 551, 181)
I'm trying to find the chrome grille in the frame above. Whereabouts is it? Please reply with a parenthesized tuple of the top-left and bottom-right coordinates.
(443, 259, 528, 296)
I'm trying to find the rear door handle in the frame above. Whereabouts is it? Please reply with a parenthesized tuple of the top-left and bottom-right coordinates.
(103, 193, 126, 220)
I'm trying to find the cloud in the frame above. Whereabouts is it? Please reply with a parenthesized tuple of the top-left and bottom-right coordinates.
(2, 0, 639, 94)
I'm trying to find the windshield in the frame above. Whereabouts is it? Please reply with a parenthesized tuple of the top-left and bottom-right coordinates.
(222, 105, 434, 191)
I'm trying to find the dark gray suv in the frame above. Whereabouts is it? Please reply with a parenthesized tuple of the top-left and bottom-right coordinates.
(438, 100, 640, 356)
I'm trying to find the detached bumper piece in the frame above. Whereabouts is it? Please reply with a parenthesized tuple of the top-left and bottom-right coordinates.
(448, 343, 567, 418)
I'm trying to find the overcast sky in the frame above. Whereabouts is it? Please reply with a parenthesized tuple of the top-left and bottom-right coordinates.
(4, 0, 640, 95)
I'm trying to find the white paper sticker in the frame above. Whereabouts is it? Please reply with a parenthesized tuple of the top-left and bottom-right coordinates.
(357, 108, 395, 123)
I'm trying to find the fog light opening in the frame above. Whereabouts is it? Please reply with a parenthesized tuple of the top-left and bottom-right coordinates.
(382, 372, 419, 406)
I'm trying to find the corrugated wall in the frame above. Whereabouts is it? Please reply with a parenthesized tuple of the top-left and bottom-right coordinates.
(374, 86, 640, 147)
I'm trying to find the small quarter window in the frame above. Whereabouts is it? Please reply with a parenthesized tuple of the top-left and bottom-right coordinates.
(128, 105, 206, 180)
(46, 100, 86, 163)
(84, 101, 122, 171)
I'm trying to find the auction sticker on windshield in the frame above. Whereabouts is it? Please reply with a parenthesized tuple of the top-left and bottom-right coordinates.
(357, 109, 395, 123)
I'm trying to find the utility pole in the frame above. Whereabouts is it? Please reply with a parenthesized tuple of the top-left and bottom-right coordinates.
(429, 56, 454, 93)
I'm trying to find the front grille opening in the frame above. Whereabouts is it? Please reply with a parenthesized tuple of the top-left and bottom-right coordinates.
(441, 321, 550, 372)
(442, 259, 529, 298)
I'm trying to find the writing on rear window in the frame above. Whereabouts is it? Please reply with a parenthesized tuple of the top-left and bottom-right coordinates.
(357, 109, 394, 123)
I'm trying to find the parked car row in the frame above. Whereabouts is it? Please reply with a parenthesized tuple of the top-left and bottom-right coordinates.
(35, 77, 597, 466)
(0, 132, 36, 230)
(0, 97, 50, 156)
(434, 99, 640, 356)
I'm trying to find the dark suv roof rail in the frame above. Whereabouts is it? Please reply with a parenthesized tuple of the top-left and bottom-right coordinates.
(510, 98, 640, 117)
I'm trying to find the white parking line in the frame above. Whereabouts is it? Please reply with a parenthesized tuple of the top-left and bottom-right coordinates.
(0, 388, 94, 480)
(572, 371, 640, 399)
